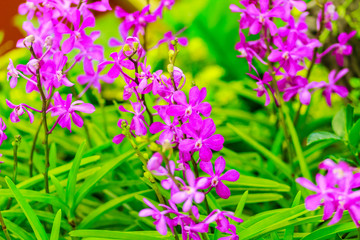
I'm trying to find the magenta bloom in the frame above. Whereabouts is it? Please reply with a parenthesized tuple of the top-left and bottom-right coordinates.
(322, 69, 349, 106)
(268, 32, 311, 76)
(317, 2, 338, 31)
(282, 76, 325, 105)
(6, 100, 41, 124)
(199, 156, 240, 199)
(112, 119, 127, 145)
(318, 31, 356, 66)
(243, 0, 283, 36)
(18, 0, 38, 20)
(179, 118, 224, 162)
(204, 209, 243, 233)
(150, 106, 182, 145)
(57, 9, 95, 53)
(155, 30, 188, 50)
(139, 198, 171, 235)
(118, 101, 147, 136)
(0, 118, 7, 146)
(248, 72, 274, 106)
(171, 169, 208, 212)
(167, 86, 212, 121)
(100, 50, 134, 79)
(297, 159, 360, 227)
(7, 59, 20, 88)
(48, 92, 95, 132)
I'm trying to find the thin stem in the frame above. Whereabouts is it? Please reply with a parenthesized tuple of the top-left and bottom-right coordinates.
(29, 119, 42, 178)
(7, 136, 21, 209)
(262, 28, 293, 163)
(0, 211, 11, 240)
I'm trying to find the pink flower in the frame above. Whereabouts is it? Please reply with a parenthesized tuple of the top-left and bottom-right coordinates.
(179, 118, 224, 162)
(118, 101, 147, 136)
(199, 156, 240, 199)
(317, 2, 338, 31)
(171, 170, 208, 212)
(6, 100, 41, 124)
(0, 118, 7, 146)
(48, 92, 95, 133)
(322, 69, 349, 106)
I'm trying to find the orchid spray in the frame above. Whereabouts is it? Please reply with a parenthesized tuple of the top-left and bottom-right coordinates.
(105, 1, 242, 239)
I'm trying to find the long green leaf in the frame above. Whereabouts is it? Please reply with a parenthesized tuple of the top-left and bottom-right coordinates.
(74, 149, 135, 208)
(231, 190, 248, 225)
(301, 222, 357, 240)
(69, 230, 172, 239)
(78, 190, 151, 229)
(66, 141, 86, 208)
(227, 123, 292, 179)
(5, 177, 48, 240)
(50, 210, 61, 240)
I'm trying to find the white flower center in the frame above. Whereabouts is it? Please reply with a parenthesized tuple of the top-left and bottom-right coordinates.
(185, 106, 192, 116)
(195, 139, 202, 149)
(211, 176, 219, 187)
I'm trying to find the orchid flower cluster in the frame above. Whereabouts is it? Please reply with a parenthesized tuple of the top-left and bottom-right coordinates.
(230, 0, 355, 107)
(297, 159, 360, 227)
(6, 0, 116, 133)
(105, 1, 242, 239)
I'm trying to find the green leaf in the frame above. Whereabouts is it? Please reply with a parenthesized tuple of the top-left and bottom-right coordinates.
(66, 141, 86, 210)
(237, 204, 308, 240)
(349, 119, 360, 147)
(78, 190, 151, 229)
(345, 105, 354, 133)
(231, 190, 248, 225)
(332, 108, 346, 137)
(307, 132, 342, 145)
(49, 143, 57, 170)
(5, 177, 48, 240)
(218, 193, 284, 207)
(69, 230, 173, 239)
(301, 222, 357, 240)
(50, 174, 65, 202)
(73, 149, 135, 209)
(227, 175, 290, 192)
(227, 123, 292, 180)
(283, 191, 302, 240)
(50, 210, 61, 240)
(4, 219, 36, 240)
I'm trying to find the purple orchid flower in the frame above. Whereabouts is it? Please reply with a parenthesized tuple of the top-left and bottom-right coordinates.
(171, 169, 208, 212)
(112, 119, 128, 145)
(179, 117, 224, 162)
(7, 59, 21, 88)
(182, 222, 209, 240)
(0, 118, 7, 146)
(100, 50, 135, 79)
(248, 72, 275, 106)
(139, 198, 171, 235)
(154, 30, 188, 50)
(317, 31, 356, 66)
(57, 9, 95, 53)
(115, 5, 156, 38)
(77, 61, 114, 97)
(297, 159, 360, 226)
(41, 52, 74, 90)
(235, 31, 267, 72)
(268, 32, 311, 76)
(244, 0, 283, 36)
(317, 2, 338, 31)
(6, 100, 41, 124)
(282, 76, 325, 105)
(118, 101, 148, 136)
(167, 86, 212, 121)
(47, 92, 95, 133)
(204, 209, 243, 233)
(150, 106, 182, 145)
(18, 0, 39, 20)
(322, 69, 349, 106)
(199, 156, 240, 199)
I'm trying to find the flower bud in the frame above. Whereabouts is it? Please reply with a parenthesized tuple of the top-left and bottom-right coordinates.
(24, 35, 35, 43)
(167, 63, 174, 73)
(171, 39, 177, 46)
(123, 44, 131, 52)
(169, 50, 175, 61)
(44, 36, 53, 48)
(26, 59, 40, 74)
(133, 41, 139, 50)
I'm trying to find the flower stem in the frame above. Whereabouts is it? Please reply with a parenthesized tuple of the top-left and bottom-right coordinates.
(6, 135, 21, 209)
(0, 211, 11, 240)
(29, 119, 42, 178)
